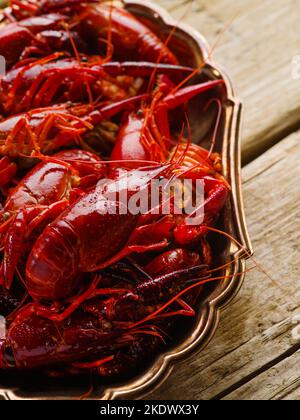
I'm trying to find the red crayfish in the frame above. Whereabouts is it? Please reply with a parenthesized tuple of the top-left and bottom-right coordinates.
(0, 0, 231, 382)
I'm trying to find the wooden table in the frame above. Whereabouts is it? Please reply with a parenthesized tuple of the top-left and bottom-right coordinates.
(148, 0, 300, 400)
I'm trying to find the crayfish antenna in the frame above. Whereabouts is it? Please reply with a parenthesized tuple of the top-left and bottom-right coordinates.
(204, 225, 288, 293)
(130, 325, 167, 344)
(146, 0, 196, 94)
(166, 112, 193, 182)
(130, 267, 257, 330)
(78, 382, 94, 401)
(147, 25, 179, 94)
(64, 21, 94, 106)
(168, 9, 239, 96)
(149, 298, 196, 321)
(204, 98, 223, 158)
(71, 355, 115, 370)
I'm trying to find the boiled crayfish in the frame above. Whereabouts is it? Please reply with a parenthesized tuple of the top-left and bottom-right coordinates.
(0, 0, 230, 381)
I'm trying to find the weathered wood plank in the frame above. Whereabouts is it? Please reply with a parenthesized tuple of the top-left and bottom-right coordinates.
(156, 0, 300, 163)
(148, 131, 300, 400)
(222, 353, 300, 400)
(281, 387, 300, 401)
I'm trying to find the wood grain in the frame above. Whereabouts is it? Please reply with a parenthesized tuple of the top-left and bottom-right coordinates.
(157, 0, 300, 164)
(223, 353, 300, 400)
(148, 131, 300, 400)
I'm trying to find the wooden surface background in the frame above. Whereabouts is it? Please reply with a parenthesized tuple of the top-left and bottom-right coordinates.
(147, 0, 300, 400)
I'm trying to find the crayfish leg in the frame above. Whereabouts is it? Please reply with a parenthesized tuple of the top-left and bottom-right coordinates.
(0, 157, 17, 189)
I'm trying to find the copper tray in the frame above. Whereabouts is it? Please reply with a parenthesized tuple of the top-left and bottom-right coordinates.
(0, 0, 253, 400)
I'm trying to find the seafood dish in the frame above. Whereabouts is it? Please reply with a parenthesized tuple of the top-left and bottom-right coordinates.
(0, 0, 251, 399)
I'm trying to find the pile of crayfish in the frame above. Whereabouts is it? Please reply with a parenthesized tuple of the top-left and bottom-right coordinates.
(0, 0, 229, 379)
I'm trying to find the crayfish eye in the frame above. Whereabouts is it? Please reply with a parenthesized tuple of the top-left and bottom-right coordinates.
(3, 345, 16, 368)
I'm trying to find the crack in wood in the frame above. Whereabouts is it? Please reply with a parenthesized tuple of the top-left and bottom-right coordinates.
(270, 377, 300, 400)
(243, 118, 300, 167)
(211, 343, 300, 400)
